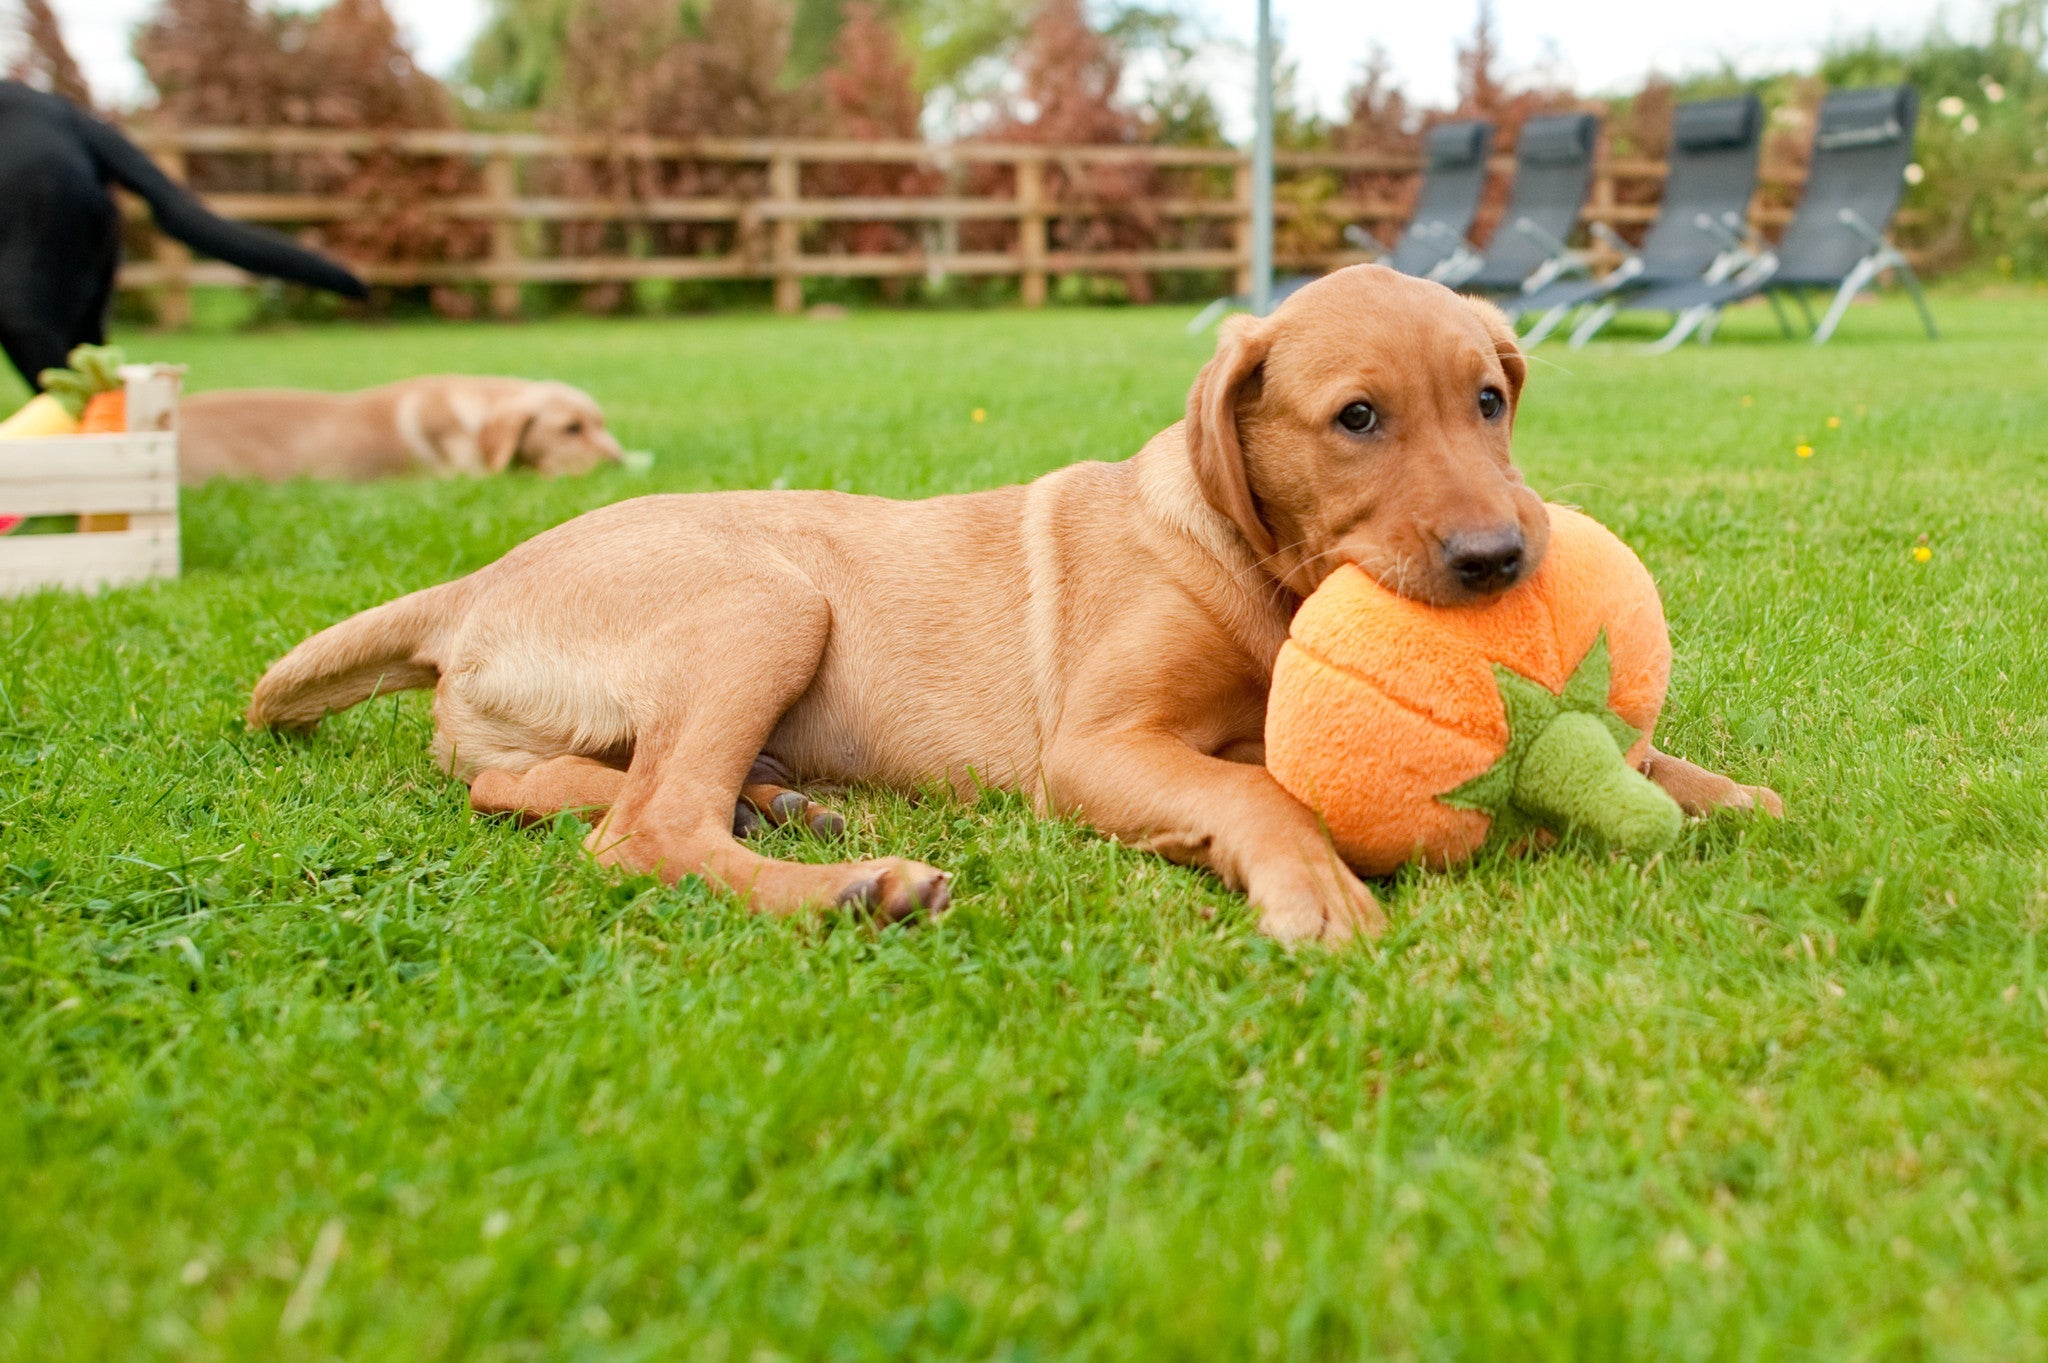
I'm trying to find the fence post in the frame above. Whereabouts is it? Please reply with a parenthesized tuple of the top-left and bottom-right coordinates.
(483, 150, 522, 320)
(1590, 159, 1618, 265)
(150, 146, 193, 330)
(1232, 160, 1254, 298)
(1017, 154, 1048, 308)
(769, 151, 802, 314)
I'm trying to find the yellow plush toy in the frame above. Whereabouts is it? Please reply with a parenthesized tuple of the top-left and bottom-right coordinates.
(1265, 504, 1682, 875)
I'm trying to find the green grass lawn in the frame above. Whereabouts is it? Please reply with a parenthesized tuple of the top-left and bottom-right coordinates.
(4, 290, 2048, 1360)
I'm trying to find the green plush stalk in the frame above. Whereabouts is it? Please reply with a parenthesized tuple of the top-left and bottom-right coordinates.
(35, 344, 126, 420)
(1512, 711, 1683, 855)
(1442, 631, 1682, 858)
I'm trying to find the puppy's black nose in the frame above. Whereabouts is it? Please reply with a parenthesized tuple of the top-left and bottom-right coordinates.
(1441, 527, 1526, 594)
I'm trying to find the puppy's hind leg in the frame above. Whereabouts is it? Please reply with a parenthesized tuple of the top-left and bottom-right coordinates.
(592, 586, 950, 923)
(739, 754, 847, 839)
(1643, 748, 1784, 818)
(471, 755, 627, 826)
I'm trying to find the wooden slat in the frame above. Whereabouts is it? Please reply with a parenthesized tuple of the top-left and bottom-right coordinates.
(0, 434, 177, 482)
(1042, 249, 1245, 272)
(0, 478, 177, 516)
(0, 526, 179, 596)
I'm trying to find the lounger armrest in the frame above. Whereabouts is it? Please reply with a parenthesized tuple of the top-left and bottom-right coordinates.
(1511, 216, 1573, 259)
(1836, 209, 1890, 250)
(1589, 222, 1634, 255)
(1341, 224, 1385, 260)
(1414, 221, 1478, 253)
(1429, 244, 1483, 287)
(1733, 251, 1781, 287)
(1693, 212, 1748, 252)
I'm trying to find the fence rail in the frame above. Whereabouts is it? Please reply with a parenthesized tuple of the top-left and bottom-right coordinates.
(116, 126, 1910, 321)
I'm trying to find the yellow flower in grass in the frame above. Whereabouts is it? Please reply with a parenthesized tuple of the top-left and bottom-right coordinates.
(1741, 395, 1755, 407)
(1913, 546, 1933, 563)
(1826, 415, 1842, 429)
(972, 408, 987, 423)
(1796, 443, 1814, 459)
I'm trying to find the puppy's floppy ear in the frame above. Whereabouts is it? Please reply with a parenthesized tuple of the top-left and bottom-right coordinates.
(477, 396, 537, 473)
(1184, 313, 1277, 558)
(1463, 296, 1527, 412)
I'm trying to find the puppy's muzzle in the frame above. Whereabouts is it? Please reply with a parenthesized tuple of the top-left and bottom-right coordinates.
(1440, 526, 1527, 596)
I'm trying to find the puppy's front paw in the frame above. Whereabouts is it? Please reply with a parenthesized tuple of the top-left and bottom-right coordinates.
(1251, 863, 1386, 946)
(835, 858, 953, 924)
(1730, 783, 1785, 818)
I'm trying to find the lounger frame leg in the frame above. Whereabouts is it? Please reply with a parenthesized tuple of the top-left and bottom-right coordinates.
(1894, 259, 1940, 340)
(1648, 305, 1717, 355)
(1812, 256, 1884, 345)
(1520, 304, 1575, 347)
(1791, 290, 1818, 333)
(1765, 292, 1796, 338)
(1186, 296, 1237, 335)
(1567, 301, 1619, 349)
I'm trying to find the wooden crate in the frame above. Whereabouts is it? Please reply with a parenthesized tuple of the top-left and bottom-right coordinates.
(0, 366, 183, 598)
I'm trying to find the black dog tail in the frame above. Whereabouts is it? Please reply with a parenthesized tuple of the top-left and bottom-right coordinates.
(69, 108, 369, 300)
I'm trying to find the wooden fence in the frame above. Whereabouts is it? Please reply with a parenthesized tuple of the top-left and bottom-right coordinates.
(115, 127, 1876, 323)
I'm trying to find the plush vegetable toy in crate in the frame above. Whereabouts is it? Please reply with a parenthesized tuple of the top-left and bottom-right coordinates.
(1265, 504, 1683, 875)
(0, 345, 127, 439)
(0, 346, 131, 535)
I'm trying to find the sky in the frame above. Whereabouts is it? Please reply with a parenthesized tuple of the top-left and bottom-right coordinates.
(40, 0, 1969, 125)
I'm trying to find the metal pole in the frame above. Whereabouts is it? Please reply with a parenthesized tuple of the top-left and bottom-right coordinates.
(1250, 0, 1274, 314)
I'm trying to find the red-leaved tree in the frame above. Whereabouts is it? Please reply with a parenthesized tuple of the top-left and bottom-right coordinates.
(972, 0, 1158, 299)
(5, 0, 93, 107)
(1446, 0, 1582, 246)
(815, 3, 937, 271)
(134, 0, 483, 314)
(541, 0, 820, 309)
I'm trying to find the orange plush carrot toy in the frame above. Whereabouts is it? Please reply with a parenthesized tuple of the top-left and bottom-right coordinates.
(1265, 504, 1682, 876)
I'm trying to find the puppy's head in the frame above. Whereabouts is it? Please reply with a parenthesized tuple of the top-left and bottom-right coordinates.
(1185, 264, 1547, 605)
(480, 382, 623, 477)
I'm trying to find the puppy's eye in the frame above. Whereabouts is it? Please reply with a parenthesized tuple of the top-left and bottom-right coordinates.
(1478, 387, 1506, 421)
(1336, 401, 1379, 434)
(565, 421, 585, 435)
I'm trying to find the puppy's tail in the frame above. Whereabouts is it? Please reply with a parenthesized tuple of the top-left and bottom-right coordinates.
(69, 104, 369, 301)
(249, 580, 470, 731)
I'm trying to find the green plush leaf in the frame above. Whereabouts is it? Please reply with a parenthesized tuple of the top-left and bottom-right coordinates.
(1440, 664, 1561, 845)
(1560, 630, 1613, 714)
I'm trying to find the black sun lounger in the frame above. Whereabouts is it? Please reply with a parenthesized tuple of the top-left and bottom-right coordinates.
(1503, 95, 1764, 346)
(1190, 122, 1494, 333)
(1445, 112, 1600, 296)
(1624, 85, 1936, 350)
(1371, 120, 1496, 280)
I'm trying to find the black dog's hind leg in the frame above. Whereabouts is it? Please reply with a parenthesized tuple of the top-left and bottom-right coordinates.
(0, 178, 121, 386)
(0, 311, 75, 388)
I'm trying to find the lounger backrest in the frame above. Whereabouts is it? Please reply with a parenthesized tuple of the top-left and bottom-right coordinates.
(1773, 86, 1919, 285)
(1636, 95, 1763, 281)
(1463, 112, 1601, 291)
(1386, 120, 1494, 276)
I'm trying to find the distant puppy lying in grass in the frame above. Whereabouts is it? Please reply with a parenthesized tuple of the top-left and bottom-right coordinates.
(179, 376, 623, 483)
(248, 265, 1777, 943)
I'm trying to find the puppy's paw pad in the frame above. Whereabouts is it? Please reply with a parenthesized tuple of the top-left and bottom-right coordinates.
(835, 875, 882, 909)
(754, 787, 846, 839)
(1255, 906, 1325, 946)
(839, 860, 951, 924)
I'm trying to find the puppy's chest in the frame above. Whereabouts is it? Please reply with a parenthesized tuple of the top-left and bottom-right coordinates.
(398, 388, 492, 472)
(752, 585, 1039, 791)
